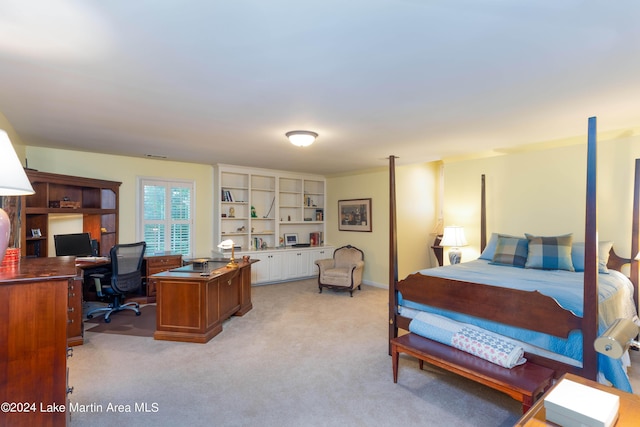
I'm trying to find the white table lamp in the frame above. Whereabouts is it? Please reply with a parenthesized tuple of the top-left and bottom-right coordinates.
(440, 226, 468, 265)
(217, 239, 238, 269)
(0, 130, 35, 263)
(594, 317, 640, 359)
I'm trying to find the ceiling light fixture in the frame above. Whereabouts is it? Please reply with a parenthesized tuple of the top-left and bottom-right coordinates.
(286, 130, 318, 147)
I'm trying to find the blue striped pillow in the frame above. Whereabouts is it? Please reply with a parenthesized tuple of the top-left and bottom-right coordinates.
(490, 236, 529, 268)
(524, 233, 575, 271)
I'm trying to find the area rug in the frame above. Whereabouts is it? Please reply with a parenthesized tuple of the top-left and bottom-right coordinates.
(84, 304, 156, 337)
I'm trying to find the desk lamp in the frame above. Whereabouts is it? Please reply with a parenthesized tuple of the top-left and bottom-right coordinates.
(217, 239, 238, 269)
(440, 226, 468, 265)
(0, 130, 35, 263)
(594, 318, 640, 359)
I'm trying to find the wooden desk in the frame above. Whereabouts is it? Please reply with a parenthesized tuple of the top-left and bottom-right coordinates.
(0, 257, 77, 427)
(514, 373, 640, 426)
(151, 260, 253, 343)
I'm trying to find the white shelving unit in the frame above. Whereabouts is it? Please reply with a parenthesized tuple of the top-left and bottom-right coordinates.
(214, 165, 327, 255)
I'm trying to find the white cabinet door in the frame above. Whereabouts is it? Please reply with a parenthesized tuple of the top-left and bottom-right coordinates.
(268, 251, 284, 282)
(249, 252, 270, 284)
(284, 250, 310, 279)
(249, 251, 284, 284)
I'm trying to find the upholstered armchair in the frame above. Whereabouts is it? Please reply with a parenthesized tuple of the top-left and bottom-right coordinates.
(315, 245, 364, 297)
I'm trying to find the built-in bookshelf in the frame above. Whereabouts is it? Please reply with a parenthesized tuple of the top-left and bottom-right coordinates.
(214, 165, 326, 252)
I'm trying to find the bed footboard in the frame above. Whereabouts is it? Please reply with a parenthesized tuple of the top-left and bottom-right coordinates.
(397, 273, 582, 339)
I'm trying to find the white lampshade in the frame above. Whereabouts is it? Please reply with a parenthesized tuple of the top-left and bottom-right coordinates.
(217, 239, 239, 268)
(0, 130, 34, 196)
(0, 129, 35, 263)
(286, 130, 318, 147)
(217, 239, 234, 250)
(440, 226, 468, 248)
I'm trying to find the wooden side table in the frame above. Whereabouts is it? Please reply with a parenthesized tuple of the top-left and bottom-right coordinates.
(514, 373, 640, 426)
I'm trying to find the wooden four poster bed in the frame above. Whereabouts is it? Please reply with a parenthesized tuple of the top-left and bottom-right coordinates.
(388, 117, 640, 407)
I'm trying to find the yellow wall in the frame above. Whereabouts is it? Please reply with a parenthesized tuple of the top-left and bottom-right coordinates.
(443, 133, 640, 261)
(326, 161, 439, 287)
(25, 147, 215, 258)
(21, 145, 439, 287)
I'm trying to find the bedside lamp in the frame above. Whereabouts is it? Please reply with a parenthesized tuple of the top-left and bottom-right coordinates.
(0, 130, 35, 263)
(594, 318, 640, 359)
(217, 239, 238, 269)
(440, 226, 468, 265)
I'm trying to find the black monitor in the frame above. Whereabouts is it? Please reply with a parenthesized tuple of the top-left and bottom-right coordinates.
(54, 233, 94, 257)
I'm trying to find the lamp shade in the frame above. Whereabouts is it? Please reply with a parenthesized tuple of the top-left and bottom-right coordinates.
(439, 226, 468, 248)
(286, 130, 318, 147)
(0, 129, 34, 263)
(0, 130, 34, 196)
(594, 318, 640, 359)
(217, 239, 234, 250)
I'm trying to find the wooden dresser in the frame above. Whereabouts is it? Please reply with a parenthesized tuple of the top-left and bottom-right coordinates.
(0, 257, 77, 427)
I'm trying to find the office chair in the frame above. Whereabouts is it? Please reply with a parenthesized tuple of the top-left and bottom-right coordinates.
(86, 241, 146, 323)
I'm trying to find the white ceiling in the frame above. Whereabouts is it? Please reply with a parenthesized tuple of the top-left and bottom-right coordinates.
(1, 1, 639, 175)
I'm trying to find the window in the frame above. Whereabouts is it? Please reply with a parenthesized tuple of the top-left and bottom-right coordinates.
(139, 178, 194, 256)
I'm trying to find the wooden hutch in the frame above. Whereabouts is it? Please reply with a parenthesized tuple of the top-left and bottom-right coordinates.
(20, 170, 121, 258)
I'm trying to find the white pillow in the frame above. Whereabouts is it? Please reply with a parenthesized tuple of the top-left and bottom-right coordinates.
(571, 241, 613, 273)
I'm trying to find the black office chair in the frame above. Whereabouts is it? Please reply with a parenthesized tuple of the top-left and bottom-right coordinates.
(86, 242, 146, 323)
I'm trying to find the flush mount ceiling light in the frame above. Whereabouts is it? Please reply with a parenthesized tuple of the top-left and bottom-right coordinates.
(286, 130, 318, 147)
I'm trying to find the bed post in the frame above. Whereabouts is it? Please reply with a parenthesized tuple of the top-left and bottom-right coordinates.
(389, 155, 399, 353)
(583, 116, 598, 380)
(481, 174, 487, 252)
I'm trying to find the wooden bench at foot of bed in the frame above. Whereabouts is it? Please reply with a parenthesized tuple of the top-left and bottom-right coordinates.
(391, 333, 555, 414)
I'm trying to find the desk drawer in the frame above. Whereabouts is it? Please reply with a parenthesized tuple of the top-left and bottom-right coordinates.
(144, 255, 182, 301)
(146, 256, 182, 274)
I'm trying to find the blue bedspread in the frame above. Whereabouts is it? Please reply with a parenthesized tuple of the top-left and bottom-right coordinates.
(398, 260, 637, 391)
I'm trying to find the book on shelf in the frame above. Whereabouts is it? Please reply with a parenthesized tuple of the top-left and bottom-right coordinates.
(315, 209, 324, 221)
(222, 189, 234, 202)
(309, 232, 321, 246)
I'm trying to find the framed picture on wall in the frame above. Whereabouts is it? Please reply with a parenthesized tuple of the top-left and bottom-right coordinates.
(338, 198, 372, 232)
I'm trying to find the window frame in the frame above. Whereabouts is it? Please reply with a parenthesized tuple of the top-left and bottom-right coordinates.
(137, 176, 195, 257)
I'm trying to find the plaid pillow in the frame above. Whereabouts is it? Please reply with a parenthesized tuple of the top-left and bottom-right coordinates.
(524, 233, 575, 271)
(491, 236, 529, 268)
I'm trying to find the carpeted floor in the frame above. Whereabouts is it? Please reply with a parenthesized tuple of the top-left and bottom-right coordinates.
(68, 279, 524, 427)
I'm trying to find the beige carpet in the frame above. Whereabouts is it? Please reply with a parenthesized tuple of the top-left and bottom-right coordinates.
(68, 279, 521, 426)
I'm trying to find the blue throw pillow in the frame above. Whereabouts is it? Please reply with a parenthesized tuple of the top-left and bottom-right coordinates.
(525, 233, 575, 271)
(490, 235, 529, 268)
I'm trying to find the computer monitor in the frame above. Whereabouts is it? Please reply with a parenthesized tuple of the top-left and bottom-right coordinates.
(54, 232, 94, 257)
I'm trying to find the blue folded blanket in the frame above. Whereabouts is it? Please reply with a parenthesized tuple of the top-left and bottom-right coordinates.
(409, 311, 527, 369)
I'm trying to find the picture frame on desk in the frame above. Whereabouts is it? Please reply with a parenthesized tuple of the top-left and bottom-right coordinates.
(284, 233, 298, 246)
